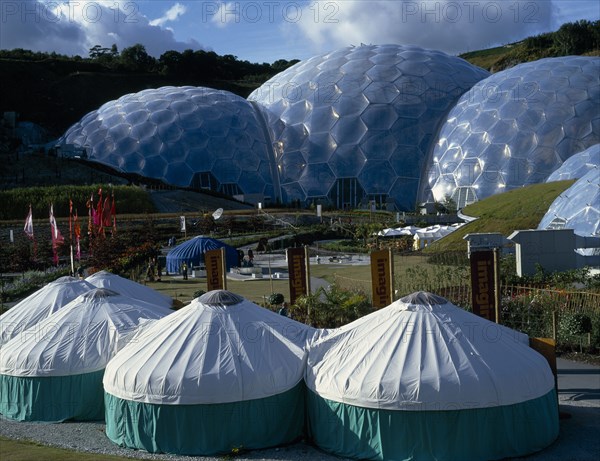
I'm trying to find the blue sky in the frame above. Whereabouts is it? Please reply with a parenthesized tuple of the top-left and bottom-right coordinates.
(1, 1, 598, 63)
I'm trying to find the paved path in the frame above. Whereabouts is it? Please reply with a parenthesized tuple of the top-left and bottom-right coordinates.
(519, 358, 600, 461)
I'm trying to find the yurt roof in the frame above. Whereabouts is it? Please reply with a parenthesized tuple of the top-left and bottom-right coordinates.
(306, 292, 554, 411)
(104, 290, 316, 405)
(0, 276, 95, 347)
(0, 288, 173, 377)
(86, 271, 172, 308)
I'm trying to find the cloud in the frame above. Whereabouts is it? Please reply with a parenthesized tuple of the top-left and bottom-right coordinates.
(0, 0, 203, 57)
(296, 0, 558, 56)
(211, 2, 240, 28)
(149, 3, 187, 27)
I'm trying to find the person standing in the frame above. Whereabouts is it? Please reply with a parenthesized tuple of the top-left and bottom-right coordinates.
(182, 262, 188, 280)
(278, 302, 288, 317)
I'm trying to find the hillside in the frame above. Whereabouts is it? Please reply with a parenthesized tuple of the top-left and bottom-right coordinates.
(459, 19, 599, 71)
(424, 180, 576, 253)
(0, 58, 260, 136)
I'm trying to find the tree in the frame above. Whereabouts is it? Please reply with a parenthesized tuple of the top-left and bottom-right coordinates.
(120, 44, 155, 72)
(553, 20, 596, 55)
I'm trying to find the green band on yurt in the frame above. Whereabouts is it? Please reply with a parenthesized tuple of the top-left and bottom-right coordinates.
(104, 382, 305, 456)
(306, 388, 559, 461)
(0, 370, 105, 422)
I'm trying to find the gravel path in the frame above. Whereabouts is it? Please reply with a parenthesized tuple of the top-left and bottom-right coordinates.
(2, 395, 598, 461)
(0, 417, 350, 461)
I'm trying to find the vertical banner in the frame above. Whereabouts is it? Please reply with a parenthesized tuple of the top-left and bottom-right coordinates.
(205, 248, 227, 291)
(470, 250, 497, 322)
(287, 247, 310, 304)
(370, 249, 394, 308)
(180, 216, 186, 232)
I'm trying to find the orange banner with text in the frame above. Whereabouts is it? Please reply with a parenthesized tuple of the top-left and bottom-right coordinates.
(370, 249, 393, 308)
(205, 248, 227, 291)
(287, 247, 310, 305)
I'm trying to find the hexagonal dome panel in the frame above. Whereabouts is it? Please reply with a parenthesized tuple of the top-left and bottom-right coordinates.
(539, 168, 600, 237)
(546, 144, 599, 182)
(59, 86, 276, 201)
(427, 57, 600, 208)
(249, 44, 489, 210)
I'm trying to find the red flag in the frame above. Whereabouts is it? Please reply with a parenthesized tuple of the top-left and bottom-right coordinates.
(24, 205, 34, 239)
(102, 196, 112, 228)
(95, 188, 103, 229)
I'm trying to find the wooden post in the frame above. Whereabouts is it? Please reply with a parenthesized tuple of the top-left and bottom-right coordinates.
(493, 248, 501, 324)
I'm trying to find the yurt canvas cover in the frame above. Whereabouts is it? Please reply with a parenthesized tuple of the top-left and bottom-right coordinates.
(0, 288, 172, 422)
(0, 276, 95, 347)
(305, 292, 558, 461)
(166, 236, 239, 273)
(86, 270, 172, 308)
(104, 290, 316, 455)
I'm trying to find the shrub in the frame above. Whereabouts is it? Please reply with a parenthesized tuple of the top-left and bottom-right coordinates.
(268, 293, 284, 306)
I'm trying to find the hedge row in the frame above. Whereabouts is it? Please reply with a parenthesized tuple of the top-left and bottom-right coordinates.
(0, 185, 156, 220)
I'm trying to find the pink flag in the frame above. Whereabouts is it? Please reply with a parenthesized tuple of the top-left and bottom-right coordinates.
(50, 204, 64, 265)
(24, 205, 34, 239)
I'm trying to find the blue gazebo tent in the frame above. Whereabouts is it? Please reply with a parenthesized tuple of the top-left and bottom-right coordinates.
(166, 236, 239, 274)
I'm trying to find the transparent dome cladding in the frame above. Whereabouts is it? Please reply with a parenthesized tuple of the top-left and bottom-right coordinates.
(249, 44, 490, 210)
(59, 50, 599, 212)
(539, 167, 600, 237)
(428, 56, 600, 209)
(546, 144, 599, 182)
(60, 87, 277, 200)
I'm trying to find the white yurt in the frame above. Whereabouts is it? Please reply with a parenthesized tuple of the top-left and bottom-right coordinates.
(86, 270, 172, 308)
(413, 225, 456, 249)
(0, 276, 95, 346)
(104, 290, 316, 456)
(305, 292, 558, 461)
(0, 288, 173, 422)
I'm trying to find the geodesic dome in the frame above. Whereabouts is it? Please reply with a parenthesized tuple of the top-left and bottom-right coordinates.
(546, 144, 599, 182)
(538, 168, 600, 236)
(60, 87, 277, 201)
(249, 44, 489, 210)
(426, 56, 600, 209)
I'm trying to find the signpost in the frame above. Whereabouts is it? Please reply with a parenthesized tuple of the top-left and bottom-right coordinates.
(287, 247, 310, 305)
(205, 248, 226, 291)
(370, 249, 394, 308)
(469, 249, 496, 322)
(464, 233, 503, 323)
(180, 216, 187, 238)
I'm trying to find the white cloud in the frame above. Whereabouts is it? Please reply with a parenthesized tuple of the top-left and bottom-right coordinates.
(149, 3, 187, 27)
(0, 0, 203, 57)
(296, 0, 559, 56)
(211, 2, 240, 28)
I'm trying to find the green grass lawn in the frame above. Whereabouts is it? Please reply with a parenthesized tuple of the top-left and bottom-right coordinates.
(425, 180, 575, 253)
(0, 437, 135, 461)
